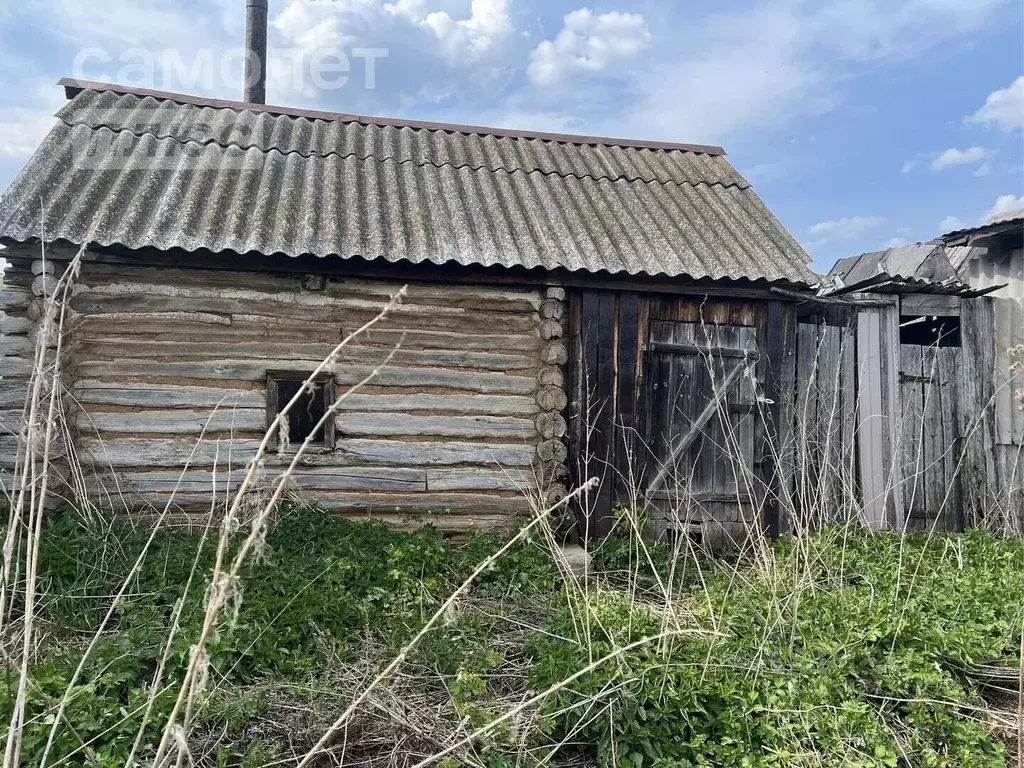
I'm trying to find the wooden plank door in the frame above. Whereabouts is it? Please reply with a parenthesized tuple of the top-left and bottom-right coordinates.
(644, 320, 760, 542)
(899, 343, 962, 530)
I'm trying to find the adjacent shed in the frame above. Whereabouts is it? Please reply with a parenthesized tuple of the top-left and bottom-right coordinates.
(0, 79, 817, 543)
(799, 234, 1021, 534)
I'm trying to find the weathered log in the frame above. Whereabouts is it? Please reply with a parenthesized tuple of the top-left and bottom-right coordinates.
(0, 379, 29, 409)
(74, 340, 539, 372)
(75, 360, 538, 395)
(31, 275, 58, 298)
(539, 298, 564, 321)
(539, 319, 563, 341)
(81, 438, 263, 468)
(545, 485, 569, 506)
(537, 440, 568, 463)
(426, 468, 534, 492)
(1, 336, 33, 356)
(538, 367, 565, 388)
(337, 413, 536, 440)
(0, 288, 32, 311)
(335, 393, 539, 416)
(545, 286, 566, 302)
(535, 412, 567, 440)
(541, 341, 568, 366)
(536, 386, 568, 412)
(0, 314, 32, 335)
(94, 466, 428, 493)
(77, 408, 266, 435)
(0, 357, 34, 377)
(74, 382, 265, 409)
(336, 439, 535, 467)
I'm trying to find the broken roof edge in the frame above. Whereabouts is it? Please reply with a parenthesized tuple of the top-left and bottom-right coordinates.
(0, 235, 817, 289)
(59, 77, 728, 157)
(940, 213, 1024, 245)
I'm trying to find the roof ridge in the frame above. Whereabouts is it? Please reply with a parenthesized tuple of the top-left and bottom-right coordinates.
(57, 118, 750, 191)
(59, 77, 728, 156)
(57, 121, 750, 194)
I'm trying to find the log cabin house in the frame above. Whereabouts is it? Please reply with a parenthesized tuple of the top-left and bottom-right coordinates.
(0, 74, 819, 544)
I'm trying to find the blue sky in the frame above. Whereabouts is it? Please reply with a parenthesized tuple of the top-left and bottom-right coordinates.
(0, 0, 1021, 273)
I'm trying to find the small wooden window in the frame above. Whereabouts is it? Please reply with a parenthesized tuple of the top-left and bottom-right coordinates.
(266, 371, 336, 450)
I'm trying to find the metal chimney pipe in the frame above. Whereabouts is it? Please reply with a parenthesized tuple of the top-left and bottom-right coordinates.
(244, 0, 268, 104)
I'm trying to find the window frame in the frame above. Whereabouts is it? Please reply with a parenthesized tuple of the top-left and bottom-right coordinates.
(266, 370, 337, 452)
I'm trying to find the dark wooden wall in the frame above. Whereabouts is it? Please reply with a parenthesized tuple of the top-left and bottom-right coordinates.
(566, 288, 796, 543)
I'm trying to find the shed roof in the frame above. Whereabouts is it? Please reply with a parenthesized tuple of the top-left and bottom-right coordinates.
(0, 79, 818, 286)
(827, 243, 996, 297)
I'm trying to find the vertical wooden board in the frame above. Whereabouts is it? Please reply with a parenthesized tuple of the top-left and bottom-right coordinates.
(613, 291, 640, 500)
(858, 309, 887, 529)
(936, 347, 962, 530)
(818, 325, 847, 509)
(921, 346, 942, 523)
(880, 304, 905, 526)
(759, 301, 788, 539)
(899, 345, 925, 520)
(590, 291, 617, 537)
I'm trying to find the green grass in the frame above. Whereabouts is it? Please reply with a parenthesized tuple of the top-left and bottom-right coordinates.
(3, 509, 1022, 767)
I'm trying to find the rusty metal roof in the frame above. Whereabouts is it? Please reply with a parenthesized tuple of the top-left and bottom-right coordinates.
(0, 80, 817, 285)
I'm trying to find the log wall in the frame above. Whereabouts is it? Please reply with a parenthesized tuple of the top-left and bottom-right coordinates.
(0, 249, 569, 533)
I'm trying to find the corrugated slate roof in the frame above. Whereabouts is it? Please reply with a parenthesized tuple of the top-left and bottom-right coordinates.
(0, 80, 817, 285)
(56, 88, 749, 189)
(826, 243, 993, 297)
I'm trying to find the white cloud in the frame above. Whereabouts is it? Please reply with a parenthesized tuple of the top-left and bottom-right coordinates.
(609, 0, 1005, 144)
(900, 159, 917, 174)
(883, 236, 907, 248)
(983, 194, 1024, 224)
(527, 9, 650, 87)
(938, 216, 966, 232)
(930, 146, 990, 171)
(965, 76, 1024, 131)
(807, 215, 885, 246)
(0, 119, 49, 158)
(388, 0, 512, 61)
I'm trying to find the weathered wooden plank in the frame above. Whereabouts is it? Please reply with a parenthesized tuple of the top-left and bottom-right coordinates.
(73, 382, 265, 409)
(936, 347, 962, 530)
(336, 439, 535, 467)
(77, 408, 266, 435)
(900, 294, 962, 317)
(921, 346, 942, 522)
(881, 305, 905, 525)
(899, 344, 925, 520)
(857, 309, 888, 530)
(335, 393, 538, 415)
(336, 412, 536, 440)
